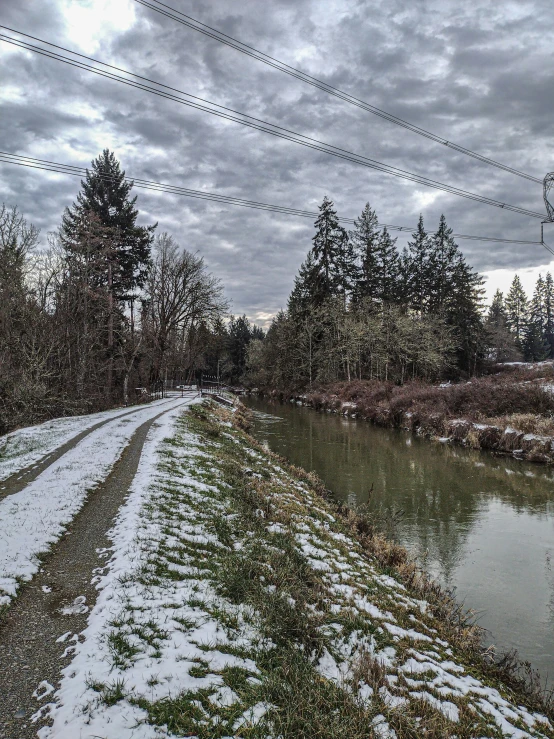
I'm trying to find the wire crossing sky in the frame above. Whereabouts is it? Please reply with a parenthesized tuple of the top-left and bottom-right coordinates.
(0, 0, 552, 321)
(1, 150, 547, 251)
(0, 28, 546, 221)
(134, 0, 542, 185)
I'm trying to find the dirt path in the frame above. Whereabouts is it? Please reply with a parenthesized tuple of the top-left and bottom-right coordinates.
(0, 402, 188, 739)
(0, 396, 178, 504)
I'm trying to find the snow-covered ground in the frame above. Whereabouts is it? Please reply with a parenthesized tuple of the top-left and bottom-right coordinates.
(0, 395, 196, 606)
(38, 403, 553, 739)
(0, 396, 183, 485)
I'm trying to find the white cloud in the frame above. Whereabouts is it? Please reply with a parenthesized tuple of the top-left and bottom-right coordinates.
(61, 0, 136, 54)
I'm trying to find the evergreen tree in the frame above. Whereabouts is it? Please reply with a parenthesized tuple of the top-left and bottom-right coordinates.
(349, 202, 379, 301)
(428, 214, 460, 313)
(486, 290, 521, 363)
(288, 251, 319, 317)
(375, 226, 401, 303)
(488, 289, 507, 325)
(505, 275, 528, 347)
(544, 272, 554, 358)
(227, 316, 264, 382)
(335, 227, 358, 300)
(404, 215, 432, 313)
(523, 275, 550, 361)
(522, 322, 550, 361)
(310, 196, 349, 304)
(61, 150, 155, 297)
(447, 254, 486, 373)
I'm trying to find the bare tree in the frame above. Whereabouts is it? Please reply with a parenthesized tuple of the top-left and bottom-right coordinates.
(144, 233, 228, 385)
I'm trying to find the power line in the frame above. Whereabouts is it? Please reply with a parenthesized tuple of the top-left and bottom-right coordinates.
(1, 151, 550, 254)
(0, 28, 546, 221)
(134, 0, 541, 185)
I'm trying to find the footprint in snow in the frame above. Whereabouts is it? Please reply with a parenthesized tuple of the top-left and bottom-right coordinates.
(60, 595, 89, 615)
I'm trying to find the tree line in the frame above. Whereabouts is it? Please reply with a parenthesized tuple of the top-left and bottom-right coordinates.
(488, 273, 554, 362)
(244, 197, 528, 389)
(0, 150, 230, 433)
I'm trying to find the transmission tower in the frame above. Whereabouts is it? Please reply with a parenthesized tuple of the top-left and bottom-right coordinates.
(545, 172, 554, 221)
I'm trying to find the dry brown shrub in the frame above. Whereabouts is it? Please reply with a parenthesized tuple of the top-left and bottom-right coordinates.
(485, 413, 554, 436)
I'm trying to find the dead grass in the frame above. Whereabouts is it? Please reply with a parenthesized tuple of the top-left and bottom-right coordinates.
(483, 413, 554, 436)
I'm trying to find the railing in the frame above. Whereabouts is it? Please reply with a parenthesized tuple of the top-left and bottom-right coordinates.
(200, 379, 223, 396)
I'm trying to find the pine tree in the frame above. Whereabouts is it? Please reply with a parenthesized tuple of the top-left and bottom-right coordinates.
(428, 214, 460, 313)
(522, 322, 550, 361)
(486, 289, 520, 362)
(505, 275, 528, 347)
(61, 150, 155, 297)
(335, 227, 358, 300)
(544, 272, 554, 358)
(310, 196, 349, 304)
(447, 254, 486, 373)
(523, 275, 550, 361)
(288, 251, 319, 317)
(404, 215, 432, 314)
(228, 315, 254, 382)
(375, 226, 401, 303)
(488, 289, 507, 325)
(349, 202, 379, 301)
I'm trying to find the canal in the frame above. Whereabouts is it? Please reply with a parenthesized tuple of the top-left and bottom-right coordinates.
(245, 396, 554, 681)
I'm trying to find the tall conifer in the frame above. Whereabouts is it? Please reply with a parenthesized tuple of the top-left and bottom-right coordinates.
(350, 202, 379, 301)
(505, 275, 528, 347)
(310, 196, 349, 304)
(405, 215, 432, 313)
(61, 150, 155, 297)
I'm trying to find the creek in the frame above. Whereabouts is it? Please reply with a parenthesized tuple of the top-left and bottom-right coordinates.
(245, 396, 554, 681)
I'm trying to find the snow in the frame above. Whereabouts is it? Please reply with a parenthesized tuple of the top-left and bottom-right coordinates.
(0, 396, 180, 484)
(0, 396, 195, 605)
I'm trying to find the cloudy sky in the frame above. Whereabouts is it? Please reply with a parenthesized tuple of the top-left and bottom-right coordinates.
(1, 0, 553, 323)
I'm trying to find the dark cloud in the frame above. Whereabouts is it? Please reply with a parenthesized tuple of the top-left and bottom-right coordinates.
(1, 0, 552, 322)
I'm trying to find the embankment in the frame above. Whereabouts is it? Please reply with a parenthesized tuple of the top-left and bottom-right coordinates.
(261, 374, 554, 463)
(45, 398, 553, 737)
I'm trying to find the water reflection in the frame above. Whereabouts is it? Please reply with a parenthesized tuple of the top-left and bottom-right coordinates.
(245, 397, 554, 680)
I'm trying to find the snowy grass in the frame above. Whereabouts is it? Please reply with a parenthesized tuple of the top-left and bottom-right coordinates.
(43, 401, 554, 738)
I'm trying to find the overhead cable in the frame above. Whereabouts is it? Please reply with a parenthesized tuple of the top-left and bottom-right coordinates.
(0, 28, 546, 221)
(134, 0, 541, 184)
(1, 151, 549, 252)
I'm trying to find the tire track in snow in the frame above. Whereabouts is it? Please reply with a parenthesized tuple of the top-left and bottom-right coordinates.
(0, 400, 191, 738)
(0, 395, 196, 605)
(0, 396, 180, 501)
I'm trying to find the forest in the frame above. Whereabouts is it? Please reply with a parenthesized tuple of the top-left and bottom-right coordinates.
(2, 151, 552, 433)
(244, 198, 554, 390)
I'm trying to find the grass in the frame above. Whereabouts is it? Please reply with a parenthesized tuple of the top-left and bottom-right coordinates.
(82, 398, 554, 739)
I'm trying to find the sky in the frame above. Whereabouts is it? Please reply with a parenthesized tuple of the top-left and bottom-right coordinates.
(1, 0, 553, 325)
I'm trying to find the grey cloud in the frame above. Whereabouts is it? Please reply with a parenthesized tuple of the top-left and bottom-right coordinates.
(0, 0, 552, 321)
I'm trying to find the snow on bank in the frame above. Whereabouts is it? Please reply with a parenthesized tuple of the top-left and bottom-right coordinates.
(0, 396, 193, 605)
(42, 401, 266, 739)
(40, 404, 553, 738)
(0, 396, 181, 485)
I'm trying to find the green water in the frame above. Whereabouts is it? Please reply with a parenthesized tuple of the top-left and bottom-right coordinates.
(245, 396, 554, 680)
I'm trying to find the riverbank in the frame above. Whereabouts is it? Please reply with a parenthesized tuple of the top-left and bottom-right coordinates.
(260, 369, 554, 464)
(45, 398, 553, 738)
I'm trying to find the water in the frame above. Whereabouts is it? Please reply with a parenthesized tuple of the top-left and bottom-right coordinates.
(245, 396, 554, 680)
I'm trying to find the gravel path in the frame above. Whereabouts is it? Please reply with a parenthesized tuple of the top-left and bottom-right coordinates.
(0, 400, 190, 739)
(0, 397, 177, 504)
